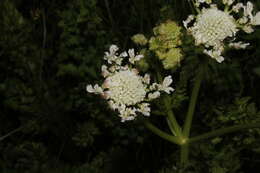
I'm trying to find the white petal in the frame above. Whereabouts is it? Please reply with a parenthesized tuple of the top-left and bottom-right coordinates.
(183, 15, 194, 29)
(143, 74, 150, 84)
(108, 100, 118, 110)
(135, 54, 144, 61)
(138, 103, 151, 116)
(232, 3, 244, 13)
(229, 42, 249, 49)
(101, 65, 110, 77)
(148, 91, 160, 100)
(215, 56, 225, 63)
(119, 107, 137, 122)
(252, 12, 260, 25)
(87, 84, 104, 94)
(163, 76, 173, 87)
(120, 51, 128, 57)
(223, 0, 234, 5)
(86, 85, 95, 93)
(243, 25, 254, 33)
(93, 84, 103, 93)
(128, 49, 135, 58)
(163, 87, 175, 94)
(129, 57, 135, 64)
(149, 83, 158, 90)
(109, 45, 119, 54)
(246, 2, 254, 16)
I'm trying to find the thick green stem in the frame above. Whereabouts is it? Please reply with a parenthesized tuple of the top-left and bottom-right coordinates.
(183, 67, 204, 137)
(181, 65, 204, 165)
(144, 120, 183, 145)
(164, 96, 182, 137)
(189, 122, 260, 144)
(180, 144, 189, 165)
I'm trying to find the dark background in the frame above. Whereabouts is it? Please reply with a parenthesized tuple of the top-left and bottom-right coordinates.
(0, 0, 260, 172)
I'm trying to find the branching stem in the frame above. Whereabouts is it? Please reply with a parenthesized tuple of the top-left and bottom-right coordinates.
(181, 65, 204, 165)
(144, 120, 183, 145)
(164, 96, 182, 137)
(183, 67, 204, 137)
(189, 123, 260, 143)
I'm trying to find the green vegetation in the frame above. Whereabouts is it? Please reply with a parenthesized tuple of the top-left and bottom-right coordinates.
(0, 0, 260, 172)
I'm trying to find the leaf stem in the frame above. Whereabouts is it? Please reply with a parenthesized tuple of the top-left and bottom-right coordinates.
(183, 67, 204, 137)
(181, 64, 205, 165)
(144, 120, 183, 145)
(189, 122, 260, 144)
(164, 96, 183, 137)
(0, 126, 23, 141)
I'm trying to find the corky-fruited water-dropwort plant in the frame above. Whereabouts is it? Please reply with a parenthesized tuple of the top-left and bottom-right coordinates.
(87, 45, 174, 122)
(87, 0, 260, 171)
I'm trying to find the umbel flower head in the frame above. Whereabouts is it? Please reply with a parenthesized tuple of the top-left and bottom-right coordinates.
(184, 0, 260, 63)
(87, 45, 174, 122)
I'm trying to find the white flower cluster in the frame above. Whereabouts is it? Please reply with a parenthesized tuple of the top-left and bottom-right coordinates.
(184, 0, 260, 63)
(87, 45, 174, 122)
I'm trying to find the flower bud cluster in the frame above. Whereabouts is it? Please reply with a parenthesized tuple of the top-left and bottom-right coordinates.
(87, 45, 174, 122)
(184, 0, 260, 63)
(149, 20, 183, 69)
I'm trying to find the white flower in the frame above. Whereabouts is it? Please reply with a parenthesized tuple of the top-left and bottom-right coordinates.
(158, 76, 175, 94)
(101, 65, 110, 77)
(108, 100, 117, 110)
(87, 45, 174, 122)
(128, 49, 144, 64)
(148, 91, 160, 100)
(185, 1, 259, 63)
(105, 70, 146, 105)
(86, 84, 103, 94)
(244, 2, 254, 21)
(203, 49, 224, 63)
(195, 0, 212, 6)
(252, 12, 260, 25)
(190, 8, 237, 47)
(238, 17, 249, 25)
(243, 25, 254, 33)
(119, 107, 137, 122)
(223, 0, 234, 6)
(229, 42, 250, 49)
(138, 103, 151, 116)
(232, 3, 244, 13)
(183, 15, 194, 29)
(143, 74, 150, 84)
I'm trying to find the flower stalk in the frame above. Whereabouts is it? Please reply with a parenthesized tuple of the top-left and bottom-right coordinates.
(189, 122, 260, 144)
(183, 66, 204, 137)
(164, 96, 182, 137)
(181, 64, 204, 165)
(144, 120, 184, 145)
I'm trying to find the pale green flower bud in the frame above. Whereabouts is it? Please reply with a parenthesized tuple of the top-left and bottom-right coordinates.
(148, 20, 183, 69)
(162, 49, 183, 70)
(131, 34, 148, 46)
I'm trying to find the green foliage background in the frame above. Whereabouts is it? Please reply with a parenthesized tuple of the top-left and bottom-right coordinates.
(0, 0, 260, 172)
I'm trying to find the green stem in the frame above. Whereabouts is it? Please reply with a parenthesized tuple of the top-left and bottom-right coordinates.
(0, 126, 23, 141)
(183, 67, 204, 137)
(181, 65, 205, 166)
(164, 96, 182, 136)
(180, 144, 189, 165)
(189, 122, 260, 144)
(156, 70, 182, 137)
(144, 120, 183, 145)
